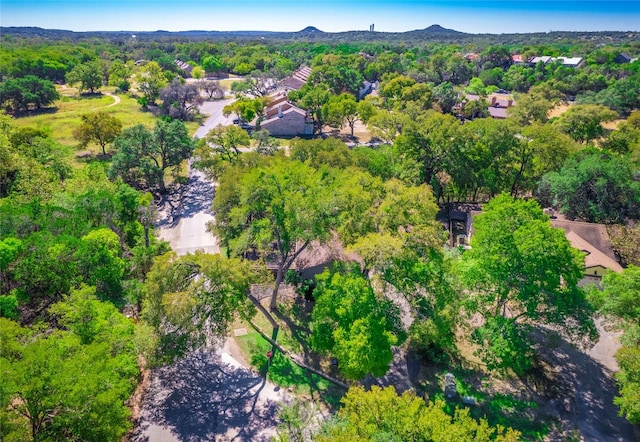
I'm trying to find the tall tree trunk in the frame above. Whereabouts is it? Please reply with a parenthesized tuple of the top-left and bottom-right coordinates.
(270, 263, 285, 312)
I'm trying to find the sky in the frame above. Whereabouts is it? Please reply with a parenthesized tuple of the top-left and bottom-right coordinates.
(1, 0, 639, 34)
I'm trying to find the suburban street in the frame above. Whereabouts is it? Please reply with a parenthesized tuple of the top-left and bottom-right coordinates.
(136, 98, 288, 441)
(156, 98, 235, 256)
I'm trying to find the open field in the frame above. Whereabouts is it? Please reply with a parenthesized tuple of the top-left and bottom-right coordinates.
(12, 86, 157, 149)
(11, 85, 203, 158)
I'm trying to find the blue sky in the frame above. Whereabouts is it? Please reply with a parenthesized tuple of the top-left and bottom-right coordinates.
(1, 1, 639, 33)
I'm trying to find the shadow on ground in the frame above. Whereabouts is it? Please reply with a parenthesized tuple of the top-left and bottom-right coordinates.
(534, 327, 635, 441)
(155, 170, 215, 230)
(131, 350, 280, 442)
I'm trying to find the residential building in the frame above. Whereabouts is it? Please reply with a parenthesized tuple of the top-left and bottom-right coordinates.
(260, 92, 313, 137)
(281, 66, 312, 91)
(174, 59, 193, 77)
(554, 57, 584, 68)
(614, 53, 633, 64)
(459, 93, 516, 120)
(530, 56, 553, 65)
(550, 216, 623, 283)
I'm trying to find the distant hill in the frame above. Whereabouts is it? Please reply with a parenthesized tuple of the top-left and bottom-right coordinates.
(1, 25, 637, 45)
(416, 24, 464, 34)
(297, 26, 324, 34)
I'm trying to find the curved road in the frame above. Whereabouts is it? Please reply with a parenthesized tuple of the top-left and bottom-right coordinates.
(156, 98, 235, 256)
(137, 99, 288, 442)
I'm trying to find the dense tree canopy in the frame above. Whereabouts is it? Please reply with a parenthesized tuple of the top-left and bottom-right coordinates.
(212, 158, 338, 310)
(109, 119, 194, 193)
(65, 60, 104, 94)
(315, 386, 521, 441)
(142, 252, 263, 363)
(0, 76, 59, 113)
(0, 286, 138, 441)
(310, 264, 406, 379)
(461, 194, 594, 373)
(538, 150, 640, 223)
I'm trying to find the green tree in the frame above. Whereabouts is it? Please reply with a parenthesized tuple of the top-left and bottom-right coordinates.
(223, 96, 270, 124)
(509, 124, 578, 197)
(395, 111, 461, 187)
(461, 97, 490, 120)
(344, 178, 455, 357)
(0, 76, 59, 113)
(589, 265, 640, 333)
(107, 59, 133, 91)
(190, 65, 205, 81)
(538, 151, 640, 223)
(309, 63, 363, 96)
(202, 55, 224, 76)
(368, 108, 412, 143)
(0, 237, 22, 295)
(315, 385, 520, 441)
(288, 83, 331, 133)
(65, 60, 103, 94)
(0, 287, 138, 441)
(75, 228, 125, 302)
(614, 345, 640, 424)
(323, 93, 358, 136)
(205, 124, 251, 163)
(110, 119, 194, 193)
(432, 81, 459, 114)
(134, 61, 167, 105)
(461, 194, 594, 373)
(142, 252, 260, 363)
(73, 111, 123, 155)
(310, 264, 406, 380)
(212, 158, 338, 311)
(553, 103, 618, 143)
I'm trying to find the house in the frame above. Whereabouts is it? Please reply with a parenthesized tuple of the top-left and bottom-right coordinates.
(487, 94, 515, 119)
(512, 54, 526, 65)
(281, 66, 312, 91)
(358, 80, 378, 100)
(614, 53, 633, 64)
(174, 59, 193, 77)
(550, 216, 623, 283)
(529, 56, 584, 68)
(260, 92, 313, 137)
(554, 57, 584, 68)
(530, 56, 553, 65)
(456, 93, 516, 120)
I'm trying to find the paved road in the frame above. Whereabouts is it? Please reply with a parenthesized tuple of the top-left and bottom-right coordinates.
(131, 341, 287, 442)
(156, 166, 219, 256)
(194, 98, 236, 139)
(156, 98, 236, 256)
(139, 99, 290, 441)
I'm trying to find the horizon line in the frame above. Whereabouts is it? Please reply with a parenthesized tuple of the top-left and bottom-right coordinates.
(2, 24, 639, 35)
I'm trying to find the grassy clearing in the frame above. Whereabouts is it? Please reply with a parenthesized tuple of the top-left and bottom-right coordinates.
(235, 328, 338, 405)
(12, 88, 157, 150)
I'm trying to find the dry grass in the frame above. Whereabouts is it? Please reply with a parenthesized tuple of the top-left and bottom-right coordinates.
(12, 86, 157, 151)
(548, 103, 572, 118)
